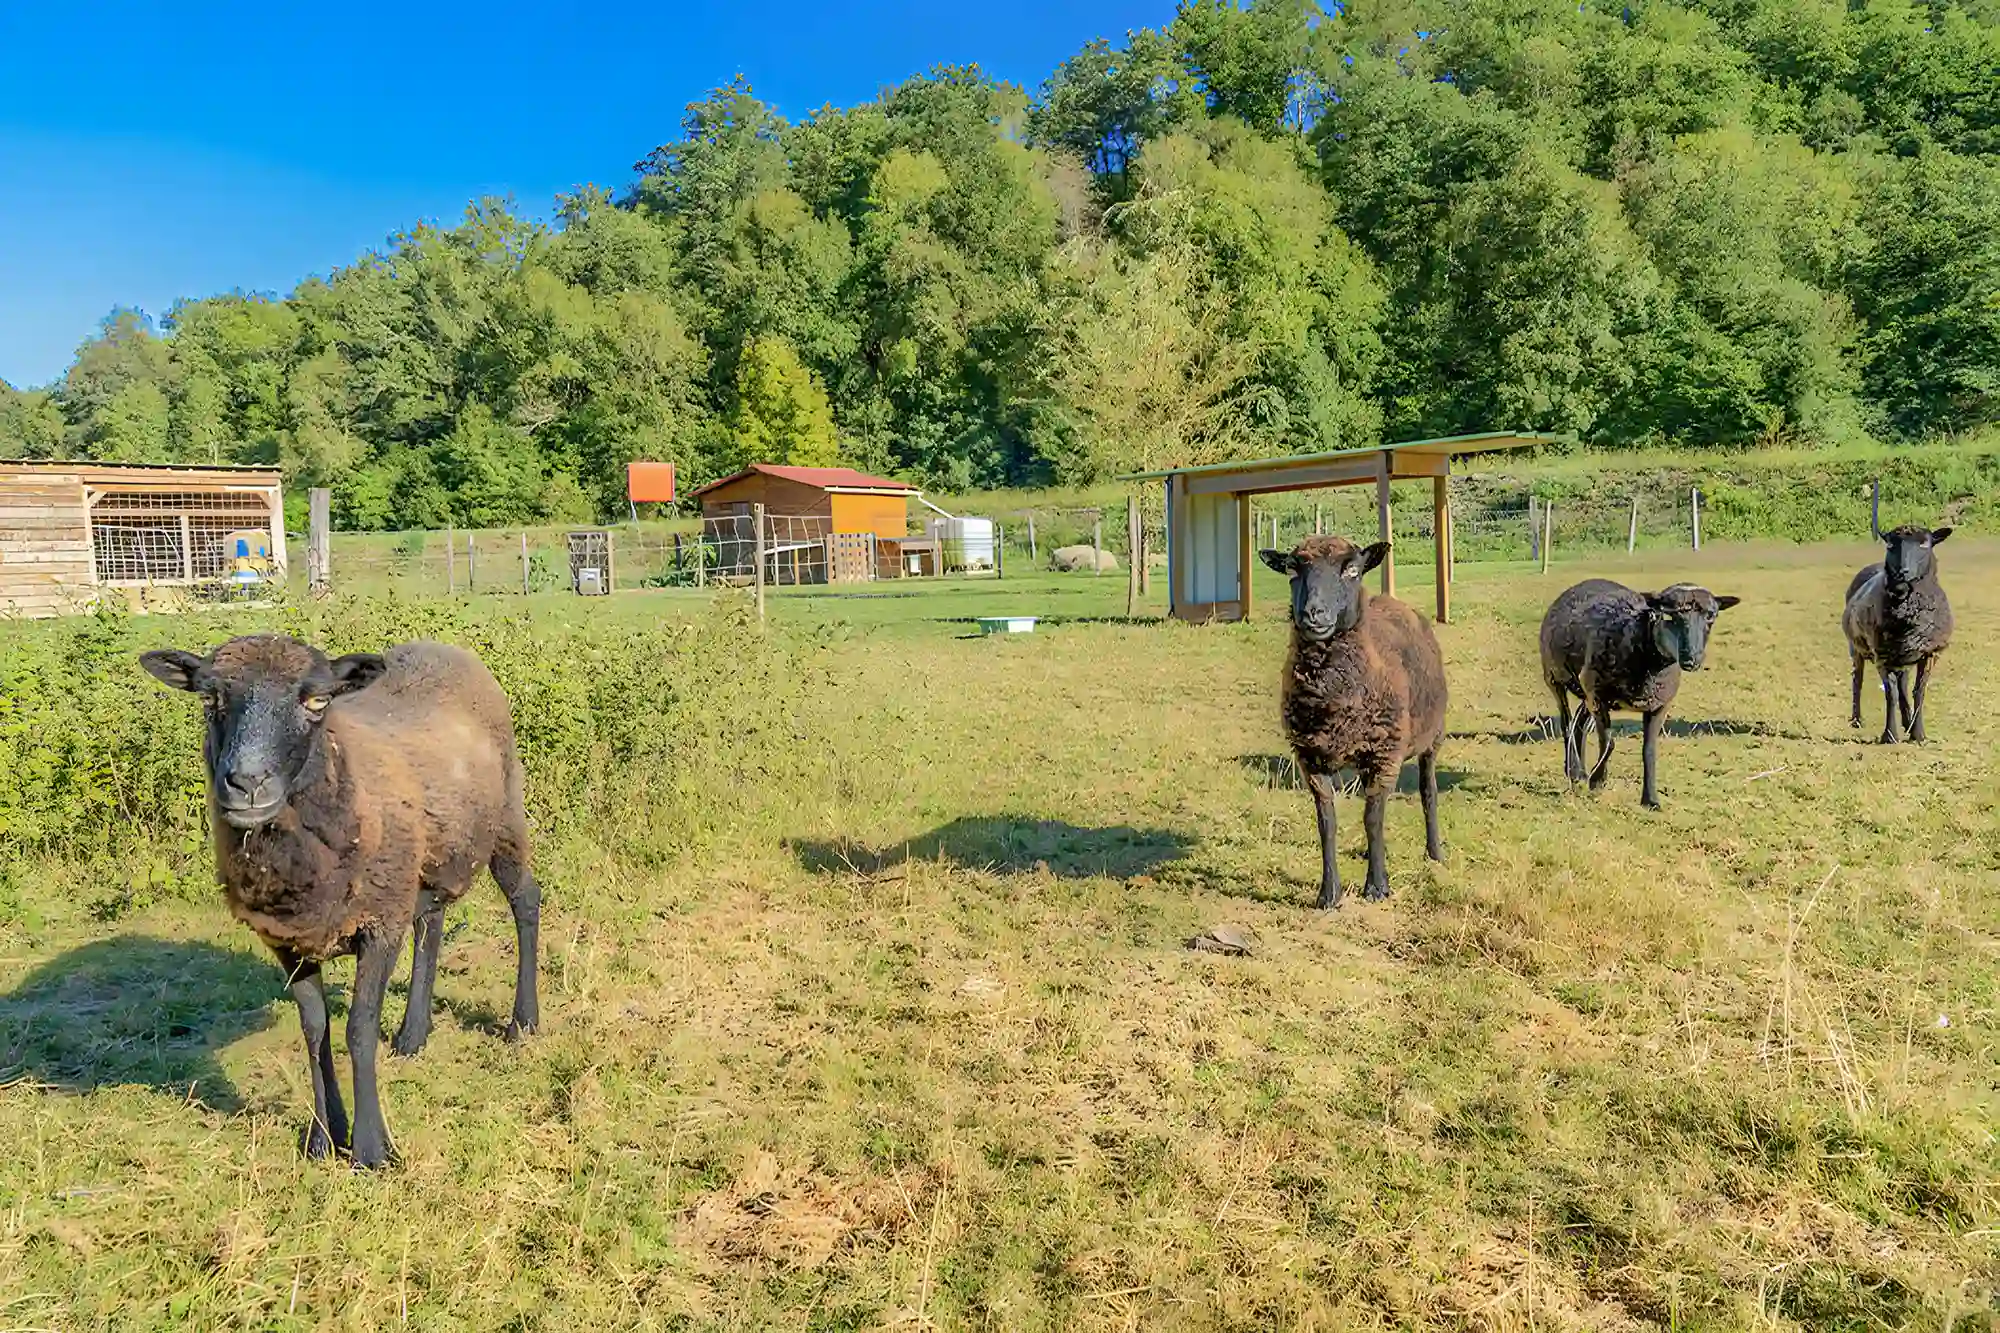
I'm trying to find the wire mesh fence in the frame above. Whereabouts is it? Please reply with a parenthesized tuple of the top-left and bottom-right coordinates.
(294, 477, 1727, 605)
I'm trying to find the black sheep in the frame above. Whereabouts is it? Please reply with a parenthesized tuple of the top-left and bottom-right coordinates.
(1844, 516, 1953, 744)
(1540, 579, 1740, 809)
(140, 635, 540, 1169)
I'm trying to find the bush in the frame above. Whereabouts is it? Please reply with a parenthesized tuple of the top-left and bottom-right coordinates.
(0, 596, 829, 905)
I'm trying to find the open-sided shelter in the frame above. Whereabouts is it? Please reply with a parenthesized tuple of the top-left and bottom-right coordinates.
(1125, 432, 1564, 625)
(0, 460, 287, 618)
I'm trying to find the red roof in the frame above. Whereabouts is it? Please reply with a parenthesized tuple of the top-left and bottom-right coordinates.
(691, 463, 921, 497)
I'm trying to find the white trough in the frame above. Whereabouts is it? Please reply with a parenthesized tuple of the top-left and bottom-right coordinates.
(976, 615, 1038, 635)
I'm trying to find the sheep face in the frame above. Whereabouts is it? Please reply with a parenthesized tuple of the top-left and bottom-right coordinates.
(1260, 536, 1391, 642)
(1879, 525, 1951, 591)
(1646, 585, 1740, 672)
(140, 635, 385, 829)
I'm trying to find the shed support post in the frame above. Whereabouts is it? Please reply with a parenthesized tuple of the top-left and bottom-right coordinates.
(1092, 511, 1103, 576)
(1433, 473, 1450, 625)
(447, 523, 455, 594)
(1376, 451, 1395, 599)
(1236, 489, 1253, 622)
(521, 533, 530, 595)
(753, 502, 766, 621)
(1027, 513, 1037, 563)
(179, 513, 193, 583)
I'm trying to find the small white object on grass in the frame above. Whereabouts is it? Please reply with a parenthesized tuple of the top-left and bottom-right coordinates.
(1937, 1013, 1951, 1028)
(976, 616, 1038, 635)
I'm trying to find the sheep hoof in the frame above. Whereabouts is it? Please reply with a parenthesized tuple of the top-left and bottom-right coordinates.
(1878, 732, 1898, 746)
(390, 1028, 428, 1058)
(300, 1125, 336, 1160)
(1909, 727, 1927, 743)
(504, 1019, 539, 1042)
(1362, 879, 1390, 902)
(1314, 887, 1342, 910)
(1849, 716, 1862, 729)
(350, 1142, 392, 1171)
(1641, 797, 1662, 811)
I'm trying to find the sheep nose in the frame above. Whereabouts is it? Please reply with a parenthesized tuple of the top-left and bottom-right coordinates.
(221, 765, 274, 806)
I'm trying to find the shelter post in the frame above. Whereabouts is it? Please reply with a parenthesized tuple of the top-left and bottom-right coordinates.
(1236, 489, 1253, 621)
(1433, 473, 1450, 624)
(1376, 451, 1395, 598)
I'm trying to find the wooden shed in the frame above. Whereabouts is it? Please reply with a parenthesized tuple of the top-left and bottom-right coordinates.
(0, 460, 287, 618)
(691, 464, 931, 583)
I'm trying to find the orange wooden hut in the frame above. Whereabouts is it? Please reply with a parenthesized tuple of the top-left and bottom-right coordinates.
(691, 464, 934, 582)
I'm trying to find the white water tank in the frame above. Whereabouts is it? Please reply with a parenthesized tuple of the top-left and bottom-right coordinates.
(929, 516, 996, 570)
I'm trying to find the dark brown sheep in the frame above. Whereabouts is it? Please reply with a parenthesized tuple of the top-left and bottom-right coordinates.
(139, 635, 539, 1169)
(1259, 536, 1447, 907)
(1539, 579, 1739, 809)
(1844, 519, 1953, 743)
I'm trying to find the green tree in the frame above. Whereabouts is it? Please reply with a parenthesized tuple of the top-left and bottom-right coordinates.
(729, 336, 841, 468)
(0, 381, 65, 458)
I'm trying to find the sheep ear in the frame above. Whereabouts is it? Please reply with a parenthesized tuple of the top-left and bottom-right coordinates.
(328, 653, 387, 696)
(1714, 595, 1741, 612)
(1257, 549, 1293, 574)
(1930, 527, 1952, 545)
(139, 649, 207, 691)
(1355, 541, 1390, 576)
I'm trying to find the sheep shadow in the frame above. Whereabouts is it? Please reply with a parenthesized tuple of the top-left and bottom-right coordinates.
(1461, 716, 1812, 745)
(791, 817, 1193, 880)
(0, 935, 280, 1113)
(1237, 753, 1474, 795)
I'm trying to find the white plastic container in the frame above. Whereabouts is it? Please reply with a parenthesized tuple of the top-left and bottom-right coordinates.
(977, 616, 1037, 634)
(930, 516, 997, 571)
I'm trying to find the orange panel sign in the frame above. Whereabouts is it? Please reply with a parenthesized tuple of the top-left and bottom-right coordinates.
(626, 461, 676, 503)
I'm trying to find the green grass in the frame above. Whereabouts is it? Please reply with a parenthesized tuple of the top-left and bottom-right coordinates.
(2, 540, 1997, 1329)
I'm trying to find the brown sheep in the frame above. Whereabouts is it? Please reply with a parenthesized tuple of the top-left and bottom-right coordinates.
(1259, 536, 1448, 907)
(139, 635, 539, 1169)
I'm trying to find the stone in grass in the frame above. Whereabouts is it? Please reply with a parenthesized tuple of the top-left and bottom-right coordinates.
(1050, 545, 1118, 573)
(1187, 924, 1260, 956)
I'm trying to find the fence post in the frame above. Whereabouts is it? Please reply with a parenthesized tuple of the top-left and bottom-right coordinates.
(674, 532, 683, 582)
(1138, 512, 1150, 597)
(1691, 488, 1701, 551)
(753, 502, 767, 620)
(606, 530, 617, 594)
(520, 533, 530, 595)
(1628, 497, 1639, 554)
(1314, 503, 1324, 536)
(1027, 513, 1037, 564)
(1092, 510, 1103, 576)
(1126, 495, 1140, 619)
(696, 522, 707, 588)
(307, 488, 331, 597)
(447, 522, 456, 594)
(467, 531, 476, 591)
(1526, 498, 1539, 563)
(1541, 502, 1553, 574)
(995, 524, 1005, 579)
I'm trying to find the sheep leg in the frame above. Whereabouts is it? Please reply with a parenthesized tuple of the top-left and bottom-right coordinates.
(1877, 662, 1901, 744)
(1894, 668, 1917, 742)
(1849, 653, 1865, 729)
(1552, 685, 1581, 782)
(346, 930, 400, 1170)
(1586, 706, 1615, 790)
(1910, 656, 1934, 742)
(1640, 709, 1666, 810)
(391, 892, 444, 1058)
(281, 953, 348, 1161)
(492, 851, 542, 1038)
(1361, 786, 1391, 901)
(1418, 749, 1443, 862)
(1306, 770, 1343, 910)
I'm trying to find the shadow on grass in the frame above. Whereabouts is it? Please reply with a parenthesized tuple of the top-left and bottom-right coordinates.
(1457, 715, 1812, 744)
(0, 935, 280, 1112)
(792, 816, 1193, 879)
(1237, 753, 1474, 795)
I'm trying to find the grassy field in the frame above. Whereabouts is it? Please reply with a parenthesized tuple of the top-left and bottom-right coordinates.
(2, 540, 1997, 1330)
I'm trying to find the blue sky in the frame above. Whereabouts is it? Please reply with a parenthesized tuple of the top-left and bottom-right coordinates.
(0, 0, 1166, 388)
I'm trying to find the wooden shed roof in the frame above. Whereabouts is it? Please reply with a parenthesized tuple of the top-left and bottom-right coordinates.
(1119, 432, 1568, 489)
(691, 464, 921, 498)
(1, 459, 284, 487)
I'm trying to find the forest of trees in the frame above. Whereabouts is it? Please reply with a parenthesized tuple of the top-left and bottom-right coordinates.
(2, 0, 1996, 529)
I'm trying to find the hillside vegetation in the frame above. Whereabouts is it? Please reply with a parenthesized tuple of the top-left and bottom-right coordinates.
(2, 0, 1997, 529)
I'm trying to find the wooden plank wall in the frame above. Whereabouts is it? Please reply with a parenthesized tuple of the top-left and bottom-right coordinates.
(0, 469, 95, 617)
